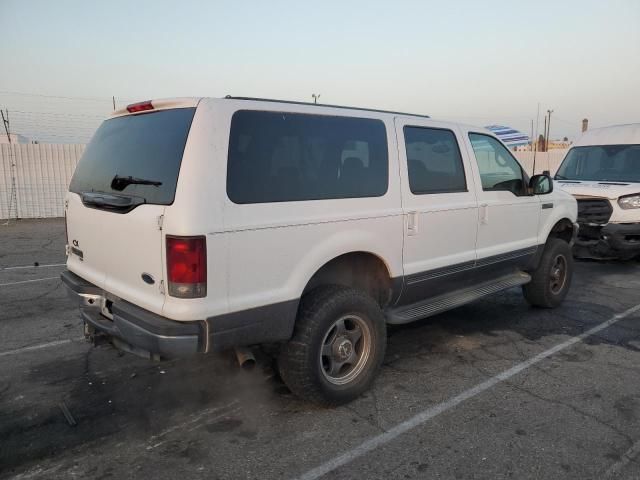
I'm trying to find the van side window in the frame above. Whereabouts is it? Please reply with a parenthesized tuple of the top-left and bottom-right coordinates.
(468, 133, 525, 195)
(403, 127, 467, 194)
(227, 111, 388, 204)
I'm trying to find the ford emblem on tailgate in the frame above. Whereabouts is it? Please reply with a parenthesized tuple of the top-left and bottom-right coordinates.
(141, 273, 155, 285)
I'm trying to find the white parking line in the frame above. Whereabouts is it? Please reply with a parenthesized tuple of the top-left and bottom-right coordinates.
(295, 303, 640, 480)
(0, 276, 60, 287)
(0, 339, 82, 358)
(604, 438, 640, 478)
(0, 263, 66, 271)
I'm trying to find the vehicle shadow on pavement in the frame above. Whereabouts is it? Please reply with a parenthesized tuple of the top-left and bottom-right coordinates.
(0, 346, 297, 476)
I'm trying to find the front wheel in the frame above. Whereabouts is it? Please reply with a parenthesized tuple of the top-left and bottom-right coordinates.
(278, 285, 387, 406)
(523, 238, 573, 308)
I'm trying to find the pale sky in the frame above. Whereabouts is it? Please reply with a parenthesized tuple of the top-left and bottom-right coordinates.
(1, 0, 639, 143)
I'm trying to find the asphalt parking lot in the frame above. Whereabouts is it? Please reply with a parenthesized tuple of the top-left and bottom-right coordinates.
(1, 219, 639, 480)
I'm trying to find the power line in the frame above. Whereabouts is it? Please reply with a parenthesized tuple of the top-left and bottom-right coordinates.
(10, 110, 105, 118)
(0, 90, 135, 102)
(1, 109, 18, 221)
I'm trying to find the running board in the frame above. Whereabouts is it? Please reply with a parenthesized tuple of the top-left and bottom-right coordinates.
(386, 271, 531, 325)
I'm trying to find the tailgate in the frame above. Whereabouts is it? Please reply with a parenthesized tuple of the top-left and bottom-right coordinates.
(66, 195, 165, 313)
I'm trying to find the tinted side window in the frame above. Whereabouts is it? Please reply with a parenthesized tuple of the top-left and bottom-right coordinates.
(227, 111, 388, 204)
(403, 127, 467, 194)
(468, 133, 525, 194)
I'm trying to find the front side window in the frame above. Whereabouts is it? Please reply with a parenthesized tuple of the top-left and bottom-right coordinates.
(227, 111, 388, 204)
(403, 126, 467, 194)
(555, 145, 640, 183)
(468, 133, 525, 195)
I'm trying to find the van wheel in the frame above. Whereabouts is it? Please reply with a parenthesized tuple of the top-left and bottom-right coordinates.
(278, 285, 386, 406)
(523, 238, 573, 308)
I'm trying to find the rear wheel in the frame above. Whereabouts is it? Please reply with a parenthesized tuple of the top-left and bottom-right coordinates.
(523, 238, 573, 308)
(278, 285, 386, 406)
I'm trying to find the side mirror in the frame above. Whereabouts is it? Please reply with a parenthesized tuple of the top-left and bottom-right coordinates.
(530, 174, 553, 195)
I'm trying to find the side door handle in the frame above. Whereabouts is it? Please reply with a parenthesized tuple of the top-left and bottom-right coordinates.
(407, 211, 418, 236)
(480, 204, 489, 225)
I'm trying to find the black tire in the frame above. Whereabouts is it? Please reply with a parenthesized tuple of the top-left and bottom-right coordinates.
(523, 238, 573, 308)
(278, 285, 387, 406)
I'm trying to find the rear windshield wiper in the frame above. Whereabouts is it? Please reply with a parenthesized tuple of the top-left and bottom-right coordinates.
(111, 174, 162, 191)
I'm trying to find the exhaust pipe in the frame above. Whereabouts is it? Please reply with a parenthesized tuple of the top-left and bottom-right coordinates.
(234, 347, 256, 370)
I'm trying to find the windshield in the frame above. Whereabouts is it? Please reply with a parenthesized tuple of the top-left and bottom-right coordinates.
(69, 107, 196, 205)
(555, 144, 640, 183)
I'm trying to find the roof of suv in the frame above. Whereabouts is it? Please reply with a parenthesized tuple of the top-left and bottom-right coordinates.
(223, 96, 432, 120)
(573, 123, 640, 147)
(113, 96, 493, 135)
(220, 97, 493, 134)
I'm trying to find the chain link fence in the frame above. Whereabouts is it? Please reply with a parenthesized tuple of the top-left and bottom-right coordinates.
(1, 143, 84, 219)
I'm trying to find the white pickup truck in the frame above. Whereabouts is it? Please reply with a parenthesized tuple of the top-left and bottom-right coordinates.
(555, 123, 640, 260)
(62, 97, 578, 405)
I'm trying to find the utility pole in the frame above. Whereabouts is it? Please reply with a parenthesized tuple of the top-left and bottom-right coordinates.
(546, 109, 554, 151)
(112, 96, 116, 111)
(1, 109, 10, 142)
(543, 115, 547, 152)
(1, 109, 18, 221)
(582, 118, 589, 132)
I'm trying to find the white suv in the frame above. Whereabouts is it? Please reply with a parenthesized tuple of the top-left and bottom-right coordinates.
(555, 123, 640, 260)
(62, 97, 578, 405)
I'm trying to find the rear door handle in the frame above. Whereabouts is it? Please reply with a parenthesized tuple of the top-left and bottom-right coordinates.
(480, 204, 489, 224)
(407, 212, 418, 236)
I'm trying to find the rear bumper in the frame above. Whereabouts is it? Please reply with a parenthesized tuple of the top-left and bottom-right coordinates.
(575, 222, 640, 259)
(61, 270, 205, 358)
(61, 270, 298, 359)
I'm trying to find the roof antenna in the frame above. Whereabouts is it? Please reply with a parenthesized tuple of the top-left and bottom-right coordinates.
(312, 93, 321, 104)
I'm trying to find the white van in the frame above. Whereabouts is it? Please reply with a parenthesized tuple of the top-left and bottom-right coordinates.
(555, 123, 640, 259)
(62, 97, 577, 405)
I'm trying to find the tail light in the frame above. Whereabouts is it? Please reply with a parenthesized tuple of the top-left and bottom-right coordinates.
(166, 236, 207, 298)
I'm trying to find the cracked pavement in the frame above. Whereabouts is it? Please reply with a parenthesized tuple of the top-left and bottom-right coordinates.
(1, 219, 639, 479)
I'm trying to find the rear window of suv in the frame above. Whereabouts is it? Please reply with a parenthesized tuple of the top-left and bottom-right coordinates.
(227, 110, 389, 203)
(69, 107, 196, 205)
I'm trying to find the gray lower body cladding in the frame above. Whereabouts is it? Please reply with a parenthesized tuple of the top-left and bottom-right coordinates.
(395, 246, 541, 307)
(61, 244, 549, 359)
